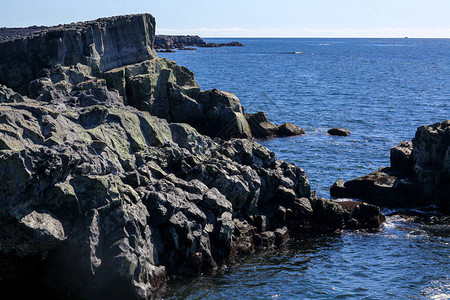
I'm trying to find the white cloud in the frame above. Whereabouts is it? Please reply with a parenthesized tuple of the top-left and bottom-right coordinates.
(157, 27, 450, 38)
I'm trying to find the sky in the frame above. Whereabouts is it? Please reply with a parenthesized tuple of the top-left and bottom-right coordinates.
(1, 0, 449, 38)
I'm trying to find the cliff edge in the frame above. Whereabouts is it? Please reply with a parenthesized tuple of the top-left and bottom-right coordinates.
(0, 14, 157, 91)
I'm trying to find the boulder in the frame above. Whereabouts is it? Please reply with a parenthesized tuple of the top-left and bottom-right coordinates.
(245, 112, 305, 139)
(338, 201, 386, 229)
(328, 128, 350, 136)
(245, 111, 279, 138)
(277, 123, 305, 137)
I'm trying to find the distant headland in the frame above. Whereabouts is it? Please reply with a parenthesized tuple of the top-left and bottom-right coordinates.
(154, 35, 244, 51)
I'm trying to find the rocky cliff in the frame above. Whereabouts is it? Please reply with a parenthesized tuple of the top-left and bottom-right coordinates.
(0, 14, 385, 299)
(0, 14, 157, 92)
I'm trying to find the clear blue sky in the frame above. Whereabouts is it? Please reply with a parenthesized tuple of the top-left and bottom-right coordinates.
(1, 0, 449, 37)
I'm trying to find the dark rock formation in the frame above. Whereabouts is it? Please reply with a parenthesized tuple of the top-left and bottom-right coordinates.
(328, 128, 350, 136)
(390, 140, 413, 174)
(200, 41, 244, 48)
(245, 112, 305, 139)
(154, 35, 207, 49)
(278, 122, 306, 137)
(154, 35, 244, 50)
(0, 16, 250, 141)
(0, 14, 385, 299)
(178, 47, 197, 51)
(156, 49, 176, 53)
(0, 14, 157, 92)
(0, 25, 47, 42)
(331, 120, 449, 213)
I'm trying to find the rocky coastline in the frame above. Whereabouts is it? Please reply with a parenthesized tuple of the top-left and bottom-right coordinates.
(154, 35, 244, 50)
(1, 13, 434, 299)
(331, 120, 449, 220)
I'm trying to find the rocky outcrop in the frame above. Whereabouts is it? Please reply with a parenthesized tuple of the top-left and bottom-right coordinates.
(154, 35, 207, 49)
(103, 60, 252, 139)
(0, 15, 251, 140)
(331, 120, 449, 213)
(156, 35, 244, 50)
(245, 112, 305, 139)
(0, 14, 385, 299)
(0, 90, 384, 298)
(0, 14, 157, 92)
(154, 35, 244, 50)
(200, 41, 244, 48)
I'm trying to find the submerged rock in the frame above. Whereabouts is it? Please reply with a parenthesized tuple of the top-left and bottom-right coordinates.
(331, 120, 449, 213)
(0, 13, 385, 299)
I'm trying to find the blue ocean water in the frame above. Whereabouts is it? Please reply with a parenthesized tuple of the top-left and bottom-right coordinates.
(158, 39, 449, 299)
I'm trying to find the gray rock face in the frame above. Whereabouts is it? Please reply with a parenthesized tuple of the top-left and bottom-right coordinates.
(103, 59, 252, 139)
(331, 120, 449, 213)
(0, 14, 157, 91)
(0, 14, 385, 299)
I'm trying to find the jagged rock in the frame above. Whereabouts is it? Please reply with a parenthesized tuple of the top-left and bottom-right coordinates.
(0, 84, 27, 103)
(245, 111, 279, 138)
(0, 14, 157, 92)
(413, 120, 450, 212)
(198, 89, 252, 139)
(338, 201, 386, 229)
(328, 128, 350, 136)
(331, 120, 449, 213)
(0, 13, 386, 299)
(390, 140, 413, 174)
(330, 167, 421, 207)
(103, 59, 252, 140)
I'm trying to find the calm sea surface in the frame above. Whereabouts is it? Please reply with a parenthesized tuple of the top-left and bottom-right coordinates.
(158, 38, 449, 299)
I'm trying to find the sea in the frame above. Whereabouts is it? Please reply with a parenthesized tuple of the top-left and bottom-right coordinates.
(158, 38, 449, 299)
